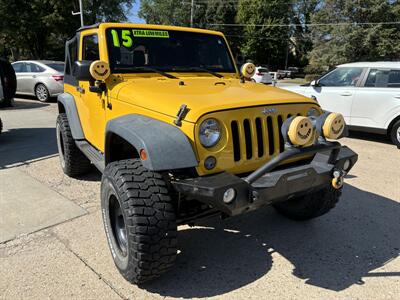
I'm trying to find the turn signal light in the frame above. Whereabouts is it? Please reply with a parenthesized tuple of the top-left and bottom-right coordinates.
(139, 149, 147, 160)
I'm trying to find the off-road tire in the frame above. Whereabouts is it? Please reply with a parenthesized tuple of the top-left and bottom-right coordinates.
(273, 186, 342, 221)
(56, 113, 91, 176)
(101, 159, 177, 284)
(390, 119, 400, 148)
(35, 83, 50, 102)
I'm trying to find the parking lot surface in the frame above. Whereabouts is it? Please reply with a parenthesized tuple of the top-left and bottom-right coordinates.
(0, 98, 399, 299)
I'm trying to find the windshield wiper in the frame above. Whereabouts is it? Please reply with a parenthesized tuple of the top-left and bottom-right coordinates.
(129, 66, 177, 79)
(173, 66, 224, 78)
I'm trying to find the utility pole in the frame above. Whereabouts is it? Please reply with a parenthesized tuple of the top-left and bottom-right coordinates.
(72, 0, 84, 27)
(190, 0, 194, 27)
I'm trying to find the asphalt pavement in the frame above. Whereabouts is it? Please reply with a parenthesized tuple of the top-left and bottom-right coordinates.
(0, 98, 399, 299)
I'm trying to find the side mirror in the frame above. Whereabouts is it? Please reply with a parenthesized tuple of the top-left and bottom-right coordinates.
(240, 62, 256, 80)
(311, 79, 320, 87)
(72, 60, 93, 81)
(89, 60, 110, 81)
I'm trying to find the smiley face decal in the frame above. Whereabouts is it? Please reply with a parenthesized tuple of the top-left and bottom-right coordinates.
(240, 62, 256, 79)
(90, 60, 111, 81)
(323, 113, 345, 139)
(288, 116, 314, 146)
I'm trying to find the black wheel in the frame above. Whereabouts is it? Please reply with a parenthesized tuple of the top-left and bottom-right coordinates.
(35, 83, 50, 102)
(273, 186, 342, 221)
(101, 159, 177, 284)
(56, 113, 91, 177)
(390, 119, 400, 148)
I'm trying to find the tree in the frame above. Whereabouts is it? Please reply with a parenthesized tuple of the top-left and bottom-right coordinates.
(138, 0, 191, 26)
(204, 0, 241, 56)
(290, 0, 320, 67)
(236, 0, 292, 68)
(0, 0, 133, 60)
(139, 0, 241, 56)
(308, 0, 400, 71)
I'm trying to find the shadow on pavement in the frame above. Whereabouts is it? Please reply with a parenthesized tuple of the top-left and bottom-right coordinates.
(0, 127, 57, 168)
(348, 130, 392, 145)
(143, 184, 400, 298)
(2, 97, 51, 110)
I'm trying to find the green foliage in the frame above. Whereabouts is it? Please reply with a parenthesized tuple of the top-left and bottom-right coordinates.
(138, 0, 191, 26)
(204, 1, 241, 53)
(291, 0, 320, 67)
(0, 0, 133, 60)
(308, 0, 400, 70)
(236, 0, 292, 68)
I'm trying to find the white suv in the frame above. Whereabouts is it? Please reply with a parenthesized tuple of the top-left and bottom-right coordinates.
(251, 66, 273, 84)
(282, 62, 400, 147)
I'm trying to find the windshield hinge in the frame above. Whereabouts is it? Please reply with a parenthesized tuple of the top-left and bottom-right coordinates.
(174, 104, 189, 127)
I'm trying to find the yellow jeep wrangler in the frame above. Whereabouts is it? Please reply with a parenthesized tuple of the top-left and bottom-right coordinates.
(57, 22, 358, 284)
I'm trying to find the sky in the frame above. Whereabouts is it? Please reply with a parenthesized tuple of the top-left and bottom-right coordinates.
(127, 0, 145, 23)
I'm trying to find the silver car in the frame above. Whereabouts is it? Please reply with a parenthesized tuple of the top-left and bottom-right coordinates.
(12, 60, 64, 102)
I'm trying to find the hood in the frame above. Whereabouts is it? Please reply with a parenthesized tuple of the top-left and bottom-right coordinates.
(113, 76, 317, 123)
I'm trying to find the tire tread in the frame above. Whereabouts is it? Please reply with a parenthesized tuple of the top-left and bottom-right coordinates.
(102, 159, 177, 284)
(57, 113, 91, 176)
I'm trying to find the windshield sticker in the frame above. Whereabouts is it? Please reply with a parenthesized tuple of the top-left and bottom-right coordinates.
(132, 30, 169, 38)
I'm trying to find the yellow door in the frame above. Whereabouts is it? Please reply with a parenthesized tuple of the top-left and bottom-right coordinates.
(76, 31, 106, 152)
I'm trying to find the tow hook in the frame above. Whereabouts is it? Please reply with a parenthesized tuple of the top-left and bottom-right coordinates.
(332, 169, 345, 189)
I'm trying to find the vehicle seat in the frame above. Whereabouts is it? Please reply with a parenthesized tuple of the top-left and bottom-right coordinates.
(133, 51, 145, 66)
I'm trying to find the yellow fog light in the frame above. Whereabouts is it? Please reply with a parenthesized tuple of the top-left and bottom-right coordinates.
(287, 116, 314, 146)
(322, 113, 345, 139)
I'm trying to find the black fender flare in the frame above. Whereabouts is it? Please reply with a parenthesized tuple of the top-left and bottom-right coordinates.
(57, 93, 85, 140)
(105, 114, 198, 171)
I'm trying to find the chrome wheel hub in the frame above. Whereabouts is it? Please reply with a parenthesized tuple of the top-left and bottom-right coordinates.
(397, 127, 400, 142)
(36, 85, 48, 101)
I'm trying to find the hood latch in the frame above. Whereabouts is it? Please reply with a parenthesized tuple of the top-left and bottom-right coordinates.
(174, 104, 189, 126)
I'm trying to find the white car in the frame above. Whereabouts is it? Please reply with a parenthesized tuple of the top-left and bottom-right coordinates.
(252, 67, 273, 84)
(281, 62, 400, 147)
(12, 60, 64, 102)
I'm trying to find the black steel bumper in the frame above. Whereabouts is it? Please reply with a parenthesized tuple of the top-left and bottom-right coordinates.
(172, 142, 358, 216)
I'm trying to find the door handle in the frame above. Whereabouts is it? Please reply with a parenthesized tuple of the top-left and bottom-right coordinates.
(76, 86, 85, 93)
(340, 91, 352, 96)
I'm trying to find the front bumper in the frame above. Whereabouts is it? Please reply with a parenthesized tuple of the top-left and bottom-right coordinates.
(172, 141, 358, 216)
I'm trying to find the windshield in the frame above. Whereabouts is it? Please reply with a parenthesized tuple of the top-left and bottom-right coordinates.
(105, 28, 236, 74)
(45, 63, 65, 72)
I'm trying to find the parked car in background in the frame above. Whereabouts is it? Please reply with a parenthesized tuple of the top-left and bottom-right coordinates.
(251, 66, 273, 84)
(281, 62, 400, 147)
(12, 60, 64, 102)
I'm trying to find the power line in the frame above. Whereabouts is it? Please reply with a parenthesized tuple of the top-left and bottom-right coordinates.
(207, 21, 400, 27)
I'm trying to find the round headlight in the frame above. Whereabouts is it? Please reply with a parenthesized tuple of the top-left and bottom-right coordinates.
(199, 118, 221, 148)
(307, 107, 321, 117)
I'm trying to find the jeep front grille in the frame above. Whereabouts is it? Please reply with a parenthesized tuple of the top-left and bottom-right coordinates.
(195, 103, 318, 175)
(230, 113, 300, 162)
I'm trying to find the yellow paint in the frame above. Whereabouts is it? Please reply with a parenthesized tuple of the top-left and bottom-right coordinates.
(65, 23, 322, 175)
